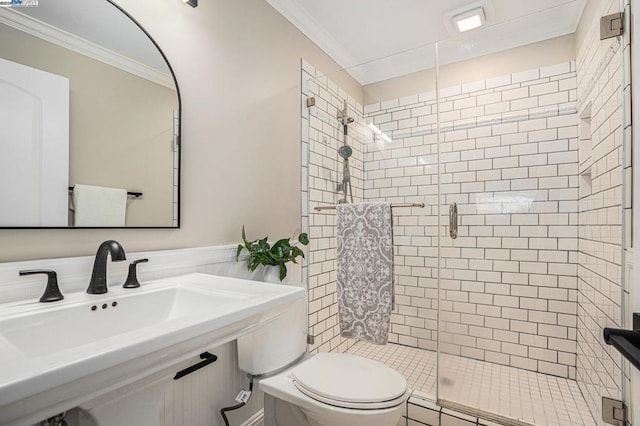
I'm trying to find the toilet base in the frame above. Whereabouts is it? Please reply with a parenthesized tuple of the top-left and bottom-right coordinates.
(262, 393, 405, 426)
(264, 394, 319, 426)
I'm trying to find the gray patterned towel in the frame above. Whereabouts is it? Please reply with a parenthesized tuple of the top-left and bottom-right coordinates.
(336, 202, 393, 345)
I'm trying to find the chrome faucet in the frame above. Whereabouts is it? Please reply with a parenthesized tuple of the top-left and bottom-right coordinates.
(87, 240, 127, 294)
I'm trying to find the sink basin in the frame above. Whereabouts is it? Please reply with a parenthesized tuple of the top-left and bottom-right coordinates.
(0, 273, 306, 426)
(1, 285, 248, 356)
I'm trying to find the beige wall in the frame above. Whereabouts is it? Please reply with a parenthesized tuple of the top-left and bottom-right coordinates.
(0, 0, 360, 261)
(0, 24, 176, 227)
(363, 34, 577, 104)
(575, 0, 599, 54)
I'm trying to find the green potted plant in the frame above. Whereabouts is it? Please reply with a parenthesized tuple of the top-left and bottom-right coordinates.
(236, 226, 309, 282)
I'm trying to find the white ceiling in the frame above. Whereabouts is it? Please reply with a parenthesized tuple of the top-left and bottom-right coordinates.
(17, 0, 169, 73)
(266, 0, 586, 85)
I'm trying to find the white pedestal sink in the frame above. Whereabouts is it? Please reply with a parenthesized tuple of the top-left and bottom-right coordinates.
(0, 273, 306, 426)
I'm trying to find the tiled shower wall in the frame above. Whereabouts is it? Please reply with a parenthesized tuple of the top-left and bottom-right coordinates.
(575, 0, 628, 421)
(301, 61, 366, 353)
(364, 63, 580, 378)
(301, 35, 630, 416)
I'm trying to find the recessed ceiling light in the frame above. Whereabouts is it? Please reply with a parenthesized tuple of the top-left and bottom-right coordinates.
(453, 7, 485, 32)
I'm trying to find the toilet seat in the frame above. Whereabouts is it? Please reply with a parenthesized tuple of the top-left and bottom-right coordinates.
(290, 353, 408, 410)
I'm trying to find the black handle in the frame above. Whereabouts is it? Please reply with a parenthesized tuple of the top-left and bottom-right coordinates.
(123, 258, 149, 289)
(173, 352, 218, 380)
(19, 269, 64, 302)
(604, 327, 640, 371)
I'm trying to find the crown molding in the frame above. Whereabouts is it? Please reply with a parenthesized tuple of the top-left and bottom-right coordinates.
(0, 8, 174, 89)
(265, 0, 367, 84)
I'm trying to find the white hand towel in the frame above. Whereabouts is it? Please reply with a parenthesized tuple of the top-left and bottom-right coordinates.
(73, 184, 127, 227)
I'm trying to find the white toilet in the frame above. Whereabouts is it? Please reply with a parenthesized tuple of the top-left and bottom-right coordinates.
(237, 299, 409, 426)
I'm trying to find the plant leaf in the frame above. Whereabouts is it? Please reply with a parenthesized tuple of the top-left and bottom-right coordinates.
(273, 238, 290, 247)
(298, 233, 309, 245)
(249, 256, 264, 271)
(272, 245, 284, 259)
(263, 252, 278, 266)
(258, 237, 270, 252)
(242, 226, 255, 251)
(291, 246, 304, 260)
(279, 263, 287, 281)
(272, 238, 292, 260)
(242, 226, 251, 246)
(236, 244, 244, 261)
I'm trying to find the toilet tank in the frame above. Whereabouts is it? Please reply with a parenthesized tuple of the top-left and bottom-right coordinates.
(237, 297, 307, 375)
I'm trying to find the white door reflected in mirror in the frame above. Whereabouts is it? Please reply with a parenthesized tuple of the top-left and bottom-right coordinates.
(0, 58, 69, 227)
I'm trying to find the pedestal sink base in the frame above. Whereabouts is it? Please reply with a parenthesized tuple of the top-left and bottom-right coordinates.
(79, 380, 166, 426)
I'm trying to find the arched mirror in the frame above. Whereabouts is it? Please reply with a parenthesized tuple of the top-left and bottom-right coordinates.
(0, 0, 180, 228)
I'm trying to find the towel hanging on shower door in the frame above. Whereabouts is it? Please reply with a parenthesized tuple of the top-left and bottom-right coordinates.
(336, 202, 393, 345)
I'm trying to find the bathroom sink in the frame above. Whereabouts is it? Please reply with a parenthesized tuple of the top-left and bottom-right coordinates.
(0, 273, 305, 425)
(1, 285, 248, 356)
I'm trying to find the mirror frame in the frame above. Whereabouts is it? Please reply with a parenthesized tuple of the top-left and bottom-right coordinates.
(0, 0, 182, 229)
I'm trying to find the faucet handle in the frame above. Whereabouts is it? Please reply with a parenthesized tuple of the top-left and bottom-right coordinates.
(123, 259, 149, 289)
(19, 270, 64, 302)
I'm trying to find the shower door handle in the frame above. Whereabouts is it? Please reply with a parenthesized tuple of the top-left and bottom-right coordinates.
(449, 202, 458, 240)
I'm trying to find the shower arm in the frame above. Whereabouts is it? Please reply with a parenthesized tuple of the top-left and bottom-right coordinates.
(341, 159, 353, 204)
(346, 160, 353, 204)
(337, 99, 354, 204)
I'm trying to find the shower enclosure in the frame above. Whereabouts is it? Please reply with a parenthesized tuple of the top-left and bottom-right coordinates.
(301, 0, 632, 424)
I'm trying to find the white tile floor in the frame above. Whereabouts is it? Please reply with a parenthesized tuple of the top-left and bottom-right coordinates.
(346, 342, 596, 426)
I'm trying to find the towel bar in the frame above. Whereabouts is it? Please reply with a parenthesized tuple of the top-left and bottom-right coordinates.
(314, 202, 425, 212)
(68, 186, 143, 199)
(173, 352, 218, 380)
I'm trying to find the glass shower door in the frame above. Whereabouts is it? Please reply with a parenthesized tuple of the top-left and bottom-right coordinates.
(435, 0, 630, 423)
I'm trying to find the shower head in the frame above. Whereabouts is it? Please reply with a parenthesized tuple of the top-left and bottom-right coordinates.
(338, 145, 353, 159)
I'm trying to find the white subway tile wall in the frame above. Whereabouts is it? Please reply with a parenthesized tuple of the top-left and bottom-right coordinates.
(575, 0, 628, 422)
(364, 62, 579, 378)
(301, 28, 628, 420)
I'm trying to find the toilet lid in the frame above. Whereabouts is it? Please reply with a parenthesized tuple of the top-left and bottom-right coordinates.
(290, 353, 407, 409)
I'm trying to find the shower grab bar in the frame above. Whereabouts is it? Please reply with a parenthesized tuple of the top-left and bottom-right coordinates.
(314, 202, 425, 211)
(449, 202, 458, 239)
